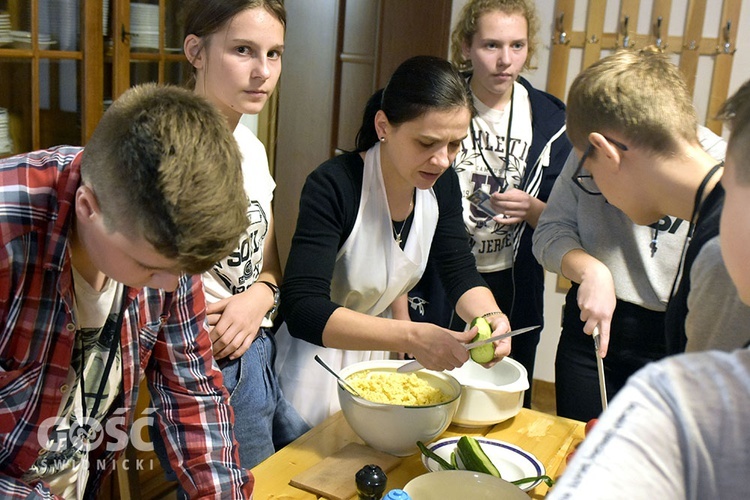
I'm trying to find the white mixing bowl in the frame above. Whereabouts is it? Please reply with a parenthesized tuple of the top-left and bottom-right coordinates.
(449, 356, 528, 427)
(337, 360, 462, 456)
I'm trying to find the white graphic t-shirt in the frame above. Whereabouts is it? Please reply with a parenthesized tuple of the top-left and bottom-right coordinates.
(454, 81, 533, 273)
(26, 268, 123, 499)
(203, 122, 276, 329)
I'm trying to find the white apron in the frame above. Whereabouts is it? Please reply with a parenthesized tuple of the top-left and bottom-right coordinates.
(275, 144, 439, 425)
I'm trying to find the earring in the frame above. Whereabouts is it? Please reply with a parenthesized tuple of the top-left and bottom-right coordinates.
(650, 225, 659, 257)
(379, 137, 386, 142)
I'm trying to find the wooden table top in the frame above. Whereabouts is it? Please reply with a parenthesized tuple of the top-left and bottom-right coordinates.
(250, 408, 585, 499)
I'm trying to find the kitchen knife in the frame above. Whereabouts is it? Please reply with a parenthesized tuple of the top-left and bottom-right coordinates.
(593, 326, 608, 410)
(396, 325, 540, 373)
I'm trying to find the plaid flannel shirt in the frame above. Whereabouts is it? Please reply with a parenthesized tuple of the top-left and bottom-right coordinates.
(0, 147, 253, 498)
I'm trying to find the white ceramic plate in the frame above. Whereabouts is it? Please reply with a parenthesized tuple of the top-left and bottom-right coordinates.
(420, 437, 545, 491)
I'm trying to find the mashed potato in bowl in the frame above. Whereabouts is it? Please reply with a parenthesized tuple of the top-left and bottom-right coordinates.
(338, 360, 462, 456)
(346, 370, 451, 406)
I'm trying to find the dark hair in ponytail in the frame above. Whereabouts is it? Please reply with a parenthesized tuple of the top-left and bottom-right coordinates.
(354, 55, 474, 152)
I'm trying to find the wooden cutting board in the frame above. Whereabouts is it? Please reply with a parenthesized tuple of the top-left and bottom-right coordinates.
(289, 443, 402, 500)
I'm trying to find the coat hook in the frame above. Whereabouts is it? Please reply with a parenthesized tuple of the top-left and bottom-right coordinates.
(654, 16, 665, 49)
(621, 15, 633, 48)
(720, 20, 736, 54)
(555, 12, 569, 45)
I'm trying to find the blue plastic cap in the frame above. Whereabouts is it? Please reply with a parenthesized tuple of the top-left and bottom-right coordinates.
(383, 489, 411, 500)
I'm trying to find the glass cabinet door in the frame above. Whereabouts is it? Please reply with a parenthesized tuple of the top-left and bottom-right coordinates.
(0, 0, 185, 158)
(0, 59, 32, 155)
(0, 0, 89, 157)
(42, 0, 80, 51)
(163, 0, 182, 53)
(39, 57, 82, 148)
(129, 0, 158, 53)
(112, 0, 186, 97)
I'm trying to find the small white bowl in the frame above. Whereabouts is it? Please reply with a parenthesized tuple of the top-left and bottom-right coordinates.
(403, 470, 528, 500)
(337, 360, 461, 456)
(449, 357, 528, 427)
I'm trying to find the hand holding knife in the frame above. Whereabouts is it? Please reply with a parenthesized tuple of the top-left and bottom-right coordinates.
(593, 326, 608, 411)
(397, 325, 539, 373)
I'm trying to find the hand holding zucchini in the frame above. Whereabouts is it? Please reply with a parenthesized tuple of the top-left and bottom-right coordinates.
(417, 437, 555, 488)
(468, 317, 494, 363)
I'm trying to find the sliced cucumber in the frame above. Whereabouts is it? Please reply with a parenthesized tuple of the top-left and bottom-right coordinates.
(455, 436, 502, 478)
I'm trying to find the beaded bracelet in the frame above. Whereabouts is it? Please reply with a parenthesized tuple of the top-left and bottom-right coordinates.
(481, 311, 505, 319)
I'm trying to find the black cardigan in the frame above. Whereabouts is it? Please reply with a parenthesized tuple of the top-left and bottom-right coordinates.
(280, 151, 487, 346)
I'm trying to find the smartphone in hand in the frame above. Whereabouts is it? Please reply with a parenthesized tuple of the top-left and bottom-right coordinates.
(467, 189, 498, 217)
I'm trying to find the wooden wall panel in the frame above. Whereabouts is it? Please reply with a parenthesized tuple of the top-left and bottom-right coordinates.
(376, 0, 452, 88)
(582, 0, 606, 69)
(546, 0, 741, 134)
(706, 0, 742, 131)
(274, 0, 340, 266)
(333, 0, 379, 154)
(618, 0, 641, 50)
(547, 0, 576, 100)
(679, 0, 709, 95)
(649, 0, 673, 50)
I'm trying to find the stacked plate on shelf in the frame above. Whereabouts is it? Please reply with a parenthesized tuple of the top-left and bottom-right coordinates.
(130, 3, 159, 50)
(0, 108, 11, 155)
(103, 0, 110, 37)
(11, 31, 55, 50)
(0, 12, 12, 47)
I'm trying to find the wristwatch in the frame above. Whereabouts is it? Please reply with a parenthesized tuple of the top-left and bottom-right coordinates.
(258, 280, 280, 318)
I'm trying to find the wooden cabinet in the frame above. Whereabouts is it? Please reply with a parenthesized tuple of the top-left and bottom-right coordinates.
(0, 0, 187, 158)
(332, 0, 453, 154)
(275, 0, 453, 263)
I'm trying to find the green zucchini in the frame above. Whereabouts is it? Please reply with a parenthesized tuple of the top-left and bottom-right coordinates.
(455, 436, 502, 478)
(511, 475, 555, 487)
(469, 317, 494, 363)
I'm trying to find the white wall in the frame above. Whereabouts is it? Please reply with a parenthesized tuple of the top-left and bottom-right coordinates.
(450, 0, 750, 382)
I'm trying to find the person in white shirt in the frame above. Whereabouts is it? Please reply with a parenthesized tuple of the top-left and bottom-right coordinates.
(150, 0, 309, 479)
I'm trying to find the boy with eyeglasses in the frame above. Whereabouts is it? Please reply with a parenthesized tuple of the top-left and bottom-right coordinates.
(532, 48, 733, 421)
(548, 77, 750, 500)
(559, 47, 750, 357)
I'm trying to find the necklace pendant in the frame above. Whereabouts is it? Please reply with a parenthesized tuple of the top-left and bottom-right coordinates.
(392, 220, 405, 245)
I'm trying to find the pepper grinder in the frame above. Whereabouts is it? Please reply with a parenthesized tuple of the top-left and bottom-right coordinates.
(355, 464, 388, 500)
